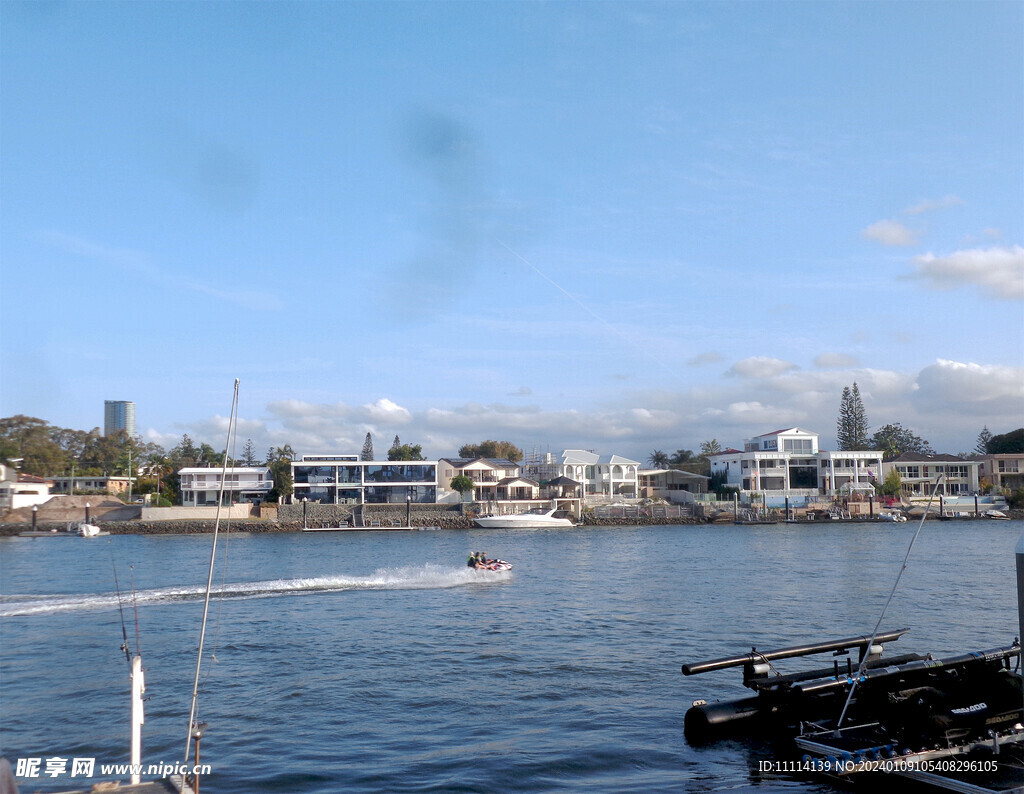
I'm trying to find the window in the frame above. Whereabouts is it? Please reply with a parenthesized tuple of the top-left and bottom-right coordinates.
(783, 439, 812, 453)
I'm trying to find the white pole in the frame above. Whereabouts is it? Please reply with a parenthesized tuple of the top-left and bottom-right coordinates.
(130, 655, 145, 784)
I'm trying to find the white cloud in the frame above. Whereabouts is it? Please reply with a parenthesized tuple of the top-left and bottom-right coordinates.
(902, 195, 963, 215)
(362, 398, 412, 424)
(861, 219, 921, 247)
(154, 358, 1021, 466)
(909, 246, 1024, 300)
(727, 357, 798, 378)
(913, 359, 1024, 413)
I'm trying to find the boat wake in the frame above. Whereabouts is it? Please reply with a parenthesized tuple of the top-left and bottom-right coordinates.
(0, 564, 509, 617)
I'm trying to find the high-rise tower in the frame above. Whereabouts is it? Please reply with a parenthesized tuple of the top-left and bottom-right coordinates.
(104, 400, 136, 437)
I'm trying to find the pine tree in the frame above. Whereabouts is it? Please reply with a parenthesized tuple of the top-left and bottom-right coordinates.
(361, 432, 374, 461)
(390, 435, 401, 454)
(240, 438, 258, 466)
(837, 382, 869, 450)
(976, 426, 993, 455)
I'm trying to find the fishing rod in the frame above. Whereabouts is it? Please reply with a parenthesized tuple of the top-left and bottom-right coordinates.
(834, 474, 945, 732)
(184, 378, 240, 766)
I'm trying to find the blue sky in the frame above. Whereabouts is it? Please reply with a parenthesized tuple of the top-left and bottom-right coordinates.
(2, 0, 1021, 462)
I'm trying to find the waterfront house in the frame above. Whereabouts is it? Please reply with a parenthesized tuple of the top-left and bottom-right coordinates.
(976, 453, 1024, 493)
(179, 466, 273, 506)
(521, 450, 640, 500)
(709, 428, 882, 497)
(0, 465, 52, 513)
(638, 469, 709, 503)
(880, 453, 980, 497)
(436, 458, 539, 503)
(290, 455, 437, 504)
(50, 475, 136, 497)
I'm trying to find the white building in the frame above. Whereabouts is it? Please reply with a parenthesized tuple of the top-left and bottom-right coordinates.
(291, 455, 437, 504)
(710, 428, 883, 496)
(0, 465, 52, 513)
(522, 450, 640, 500)
(436, 458, 539, 503)
(179, 467, 273, 506)
(881, 453, 981, 496)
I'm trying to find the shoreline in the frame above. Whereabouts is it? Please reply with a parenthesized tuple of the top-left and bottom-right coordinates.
(1, 511, 1019, 537)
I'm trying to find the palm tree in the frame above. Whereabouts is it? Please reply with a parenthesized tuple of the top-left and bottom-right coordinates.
(647, 450, 670, 468)
(699, 439, 722, 457)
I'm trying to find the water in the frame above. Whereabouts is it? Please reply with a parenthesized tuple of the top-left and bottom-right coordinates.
(1, 521, 1020, 793)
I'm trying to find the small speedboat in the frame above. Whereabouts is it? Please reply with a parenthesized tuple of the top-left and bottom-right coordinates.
(78, 522, 104, 536)
(474, 508, 575, 529)
(985, 509, 1010, 520)
(877, 511, 907, 522)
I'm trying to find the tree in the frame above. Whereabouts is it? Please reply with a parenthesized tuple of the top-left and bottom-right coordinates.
(175, 434, 200, 467)
(987, 428, 1024, 454)
(449, 475, 475, 500)
(0, 415, 68, 475)
(266, 446, 295, 503)
(458, 440, 523, 462)
(836, 382, 869, 450)
(647, 450, 669, 468)
(240, 439, 259, 467)
(699, 439, 722, 457)
(871, 423, 934, 459)
(708, 469, 736, 498)
(670, 449, 694, 466)
(388, 443, 425, 461)
(878, 468, 902, 497)
(361, 432, 374, 461)
(976, 426, 993, 455)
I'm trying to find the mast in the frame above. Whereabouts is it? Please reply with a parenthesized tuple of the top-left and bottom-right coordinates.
(184, 378, 239, 764)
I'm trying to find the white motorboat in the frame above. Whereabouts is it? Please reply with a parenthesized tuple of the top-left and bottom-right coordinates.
(877, 511, 907, 522)
(473, 508, 576, 529)
(985, 509, 1010, 520)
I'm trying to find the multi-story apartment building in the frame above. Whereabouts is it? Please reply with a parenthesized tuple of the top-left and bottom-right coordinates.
(710, 427, 883, 495)
(179, 467, 273, 506)
(291, 455, 437, 504)
(104, 400, 136, 437)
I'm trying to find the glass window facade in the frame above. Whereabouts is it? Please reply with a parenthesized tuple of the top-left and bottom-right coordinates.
(294, 466, 336, 484)
(364, 464, 435, 483)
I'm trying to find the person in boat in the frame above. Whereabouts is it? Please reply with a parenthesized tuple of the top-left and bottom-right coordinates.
(467, 552, 477, 568)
